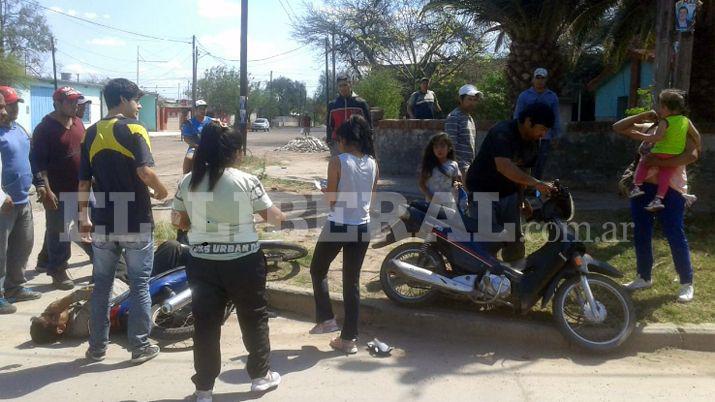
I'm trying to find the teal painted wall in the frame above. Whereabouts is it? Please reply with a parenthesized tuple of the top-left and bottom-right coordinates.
(594, 61, 654, 121)
(139, 94, 158, 131)
(19, 80, 103, 132)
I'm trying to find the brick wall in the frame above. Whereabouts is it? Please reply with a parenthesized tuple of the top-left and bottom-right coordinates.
(375, 119, 713, 203)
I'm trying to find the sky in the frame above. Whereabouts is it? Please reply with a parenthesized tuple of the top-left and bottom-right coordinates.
(31, 0, 323, 99)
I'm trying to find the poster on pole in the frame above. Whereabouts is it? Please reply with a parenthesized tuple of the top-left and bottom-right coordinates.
(675, 0, 698, 32)
(239, 96, 247, 126)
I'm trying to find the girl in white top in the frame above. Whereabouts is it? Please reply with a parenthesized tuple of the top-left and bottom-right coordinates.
(308, 114, 378, 354)
(418, 132, 462, 204)
(172, 122, 285, 396)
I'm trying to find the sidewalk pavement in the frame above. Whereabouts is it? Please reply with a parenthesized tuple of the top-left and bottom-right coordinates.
(265, 282, 715, 353)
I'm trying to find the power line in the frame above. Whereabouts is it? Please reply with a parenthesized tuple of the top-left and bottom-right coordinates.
(22, 0, 192, 44)
(56, 50, 135, 75)
(277, 0, 296, 23)
(55, 38, 132, 62)
(196, 42, 308, 63)
(284, 0, 299, 21)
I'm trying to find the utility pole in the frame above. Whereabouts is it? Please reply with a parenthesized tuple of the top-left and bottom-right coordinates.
(136, 46, 140, 86)
(239, 0, 248, 155)
(654, 0, 698, 96)
(192, 35, 198, 108)
(654, 0, 674, 97)
(269, 70, 273, 121)
(177, 82, 180, 100)
(325, 37, 329, 114)
(51, 35, 58, 89)
(331, 32, 336, 96)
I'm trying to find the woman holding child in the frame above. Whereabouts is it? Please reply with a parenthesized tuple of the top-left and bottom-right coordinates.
(613, 89, 701, 303)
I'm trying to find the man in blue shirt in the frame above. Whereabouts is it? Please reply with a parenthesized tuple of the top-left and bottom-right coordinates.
(0, 86, 41, 314)
(181, 99, 212, 174)
(513, 68, 561, 180)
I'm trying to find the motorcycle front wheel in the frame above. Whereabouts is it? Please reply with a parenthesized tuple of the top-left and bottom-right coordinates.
(553, 274, 636, 352)
(380, 242, 446, 306)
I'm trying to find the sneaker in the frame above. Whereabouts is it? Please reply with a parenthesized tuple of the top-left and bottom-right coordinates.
(6, 287, 42, 303)
(629, 186, 645, 198)
(250, 370, 281, 393)
(131, 344, 160, 364)
(623, 275, 653, 291)
(0, 298, 17, 314)
(85, 348, 106, 362)
(644, 198, 665, 212)
(309, 318, 340, 334)
(677, 284, 694, 303)
(35, 264, 48, 273)
(330, 337, 358, 354)
(194, 390, 212, 402)
(51, 271, 75, 291)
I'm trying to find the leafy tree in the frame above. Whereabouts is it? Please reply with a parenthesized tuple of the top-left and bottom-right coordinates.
(0, 54, 25, 87)
(0, 0, 53, 82)
(195, 66, 242, 116)
(270, 76, 307, 116)
(292, 0, 486, 84)
(353, 69, 404, 119)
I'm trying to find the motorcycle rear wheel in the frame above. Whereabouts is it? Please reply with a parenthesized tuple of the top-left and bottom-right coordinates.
(380, 242, 446, 306)
(553, 274, 635, 352)
(150, 302, 234, 341)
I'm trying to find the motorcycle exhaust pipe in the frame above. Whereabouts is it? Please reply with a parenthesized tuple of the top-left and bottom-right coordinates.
(391, 260, 474, 294)
(161, 288, 192, 314)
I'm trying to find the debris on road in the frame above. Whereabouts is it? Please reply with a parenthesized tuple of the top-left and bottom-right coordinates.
(275, 136, 329, 153)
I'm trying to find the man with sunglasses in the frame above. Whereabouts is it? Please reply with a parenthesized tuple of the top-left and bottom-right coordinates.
(514, 68, 561, 180)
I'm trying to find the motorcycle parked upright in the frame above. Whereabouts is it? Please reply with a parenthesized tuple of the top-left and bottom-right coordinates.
(375, 181, 636, 352)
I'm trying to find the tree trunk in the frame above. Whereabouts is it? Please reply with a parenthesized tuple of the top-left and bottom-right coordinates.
(689, 1, 715, 122)
(505, 39, 564, 106)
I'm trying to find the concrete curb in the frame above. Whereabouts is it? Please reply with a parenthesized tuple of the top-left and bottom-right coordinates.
(266, 282, 715, 353)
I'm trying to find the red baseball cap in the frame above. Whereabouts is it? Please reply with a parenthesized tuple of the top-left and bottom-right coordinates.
(0, 86, 24, 104)
(53, 86, 84, 102)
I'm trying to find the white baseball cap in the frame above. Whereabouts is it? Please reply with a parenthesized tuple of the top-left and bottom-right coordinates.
(533, 68, 548, 78)
(458, 84, 483, 98)
(195, 99, 208, 107)
(78, 97, 91, 105)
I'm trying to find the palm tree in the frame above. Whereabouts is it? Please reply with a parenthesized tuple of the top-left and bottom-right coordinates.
(426, 0, 617, 102)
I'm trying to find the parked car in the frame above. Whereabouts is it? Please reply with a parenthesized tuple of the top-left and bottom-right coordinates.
(251, 118, 270, 132)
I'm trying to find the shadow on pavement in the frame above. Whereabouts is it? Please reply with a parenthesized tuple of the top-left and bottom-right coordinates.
(0, 358, 134, 400)
(221, 345, 339, 385)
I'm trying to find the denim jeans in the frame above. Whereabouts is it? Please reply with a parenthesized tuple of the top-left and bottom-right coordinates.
(532, 138, 552, 180)
(631, 183, 693, 284)
(0, 203, 33, 295)
(465, 192, 524, 263)
(310, 221, 370, 341)
(88, 236, 154, 354)
(42, 200, 94, 275)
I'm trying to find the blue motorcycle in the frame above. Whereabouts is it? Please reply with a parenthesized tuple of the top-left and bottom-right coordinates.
(109, 240, 307, 341)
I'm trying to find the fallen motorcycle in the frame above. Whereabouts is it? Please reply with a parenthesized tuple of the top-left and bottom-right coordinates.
(374, 181, 635, 352)
(110, 240, 307, 341)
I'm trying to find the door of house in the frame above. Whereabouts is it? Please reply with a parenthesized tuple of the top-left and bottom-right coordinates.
(30, 86, 55, 132)
(616, 96, 629, 119)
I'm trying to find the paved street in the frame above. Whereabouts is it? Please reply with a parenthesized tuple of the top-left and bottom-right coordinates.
(2, 309, 715, 402)
(2, 127, 714, 401)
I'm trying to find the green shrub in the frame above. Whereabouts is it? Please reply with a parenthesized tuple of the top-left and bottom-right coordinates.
(354, 70, 405, 119)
